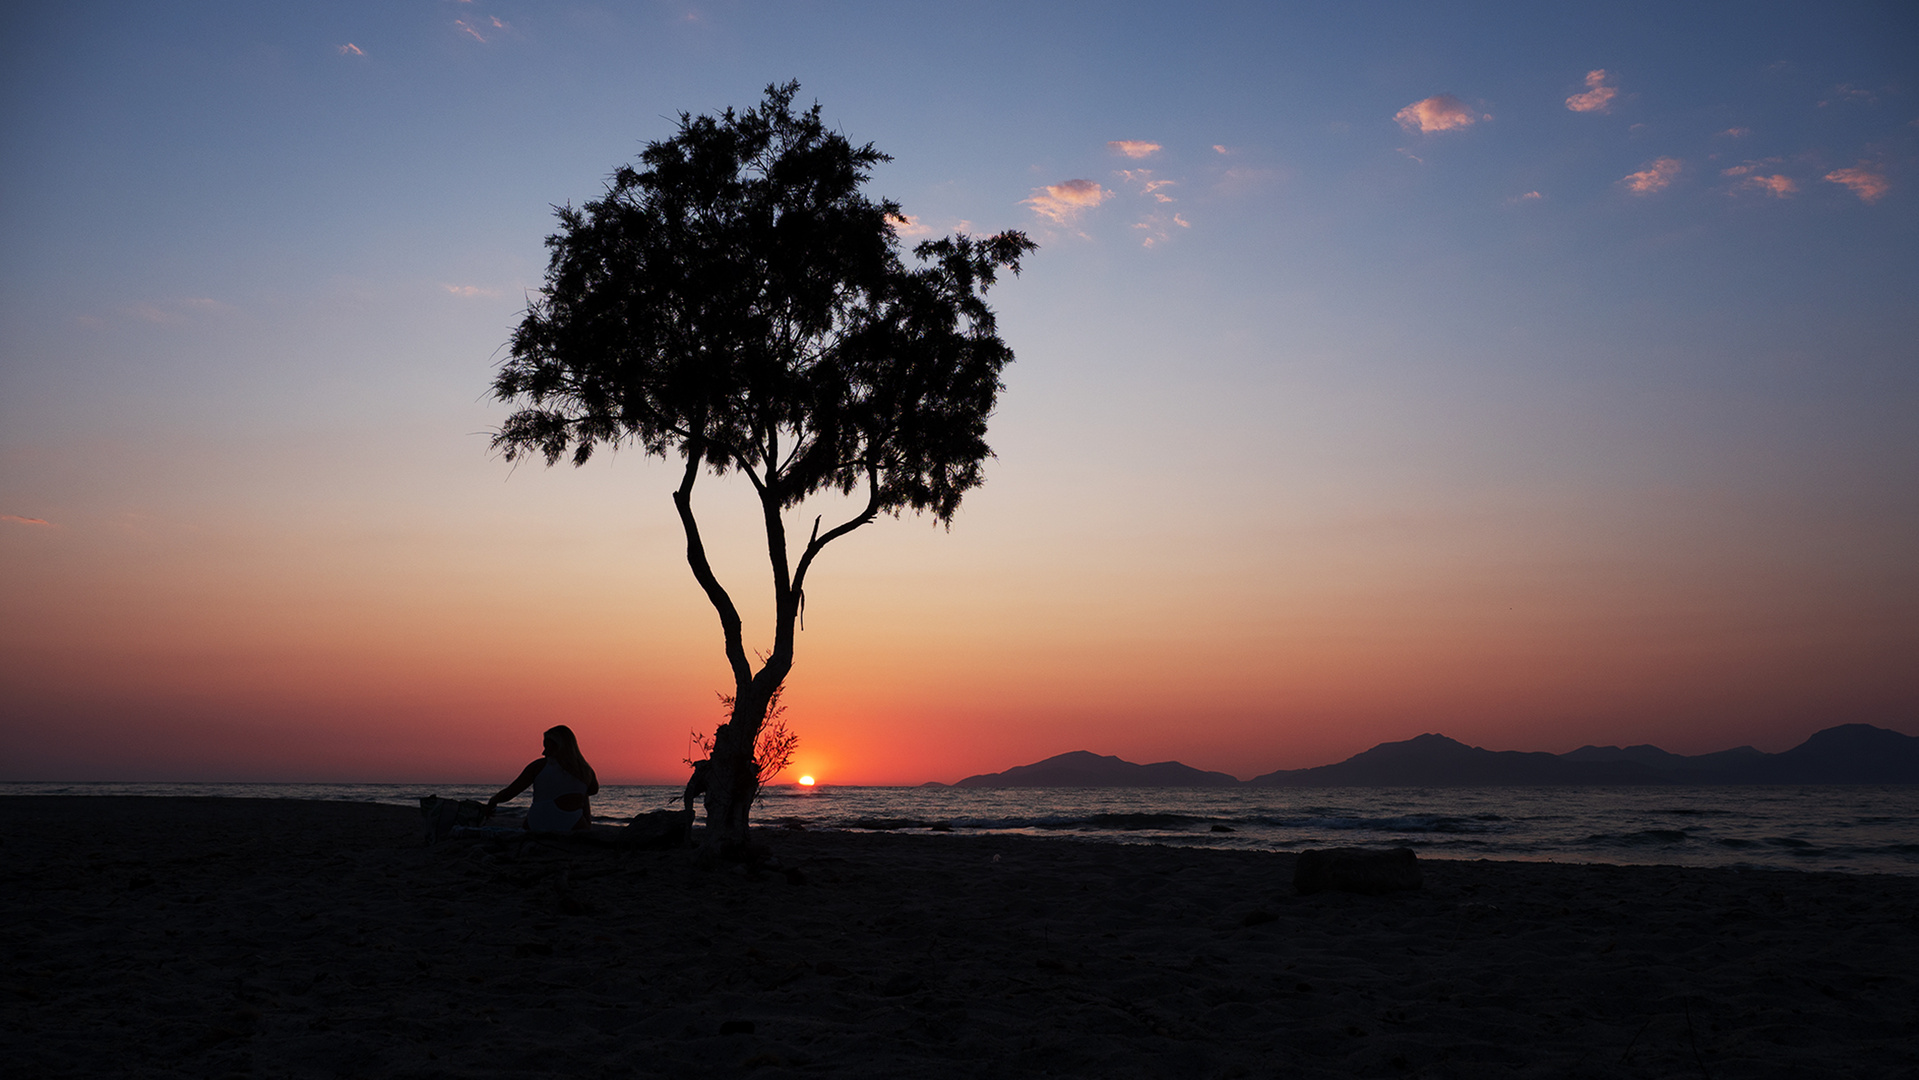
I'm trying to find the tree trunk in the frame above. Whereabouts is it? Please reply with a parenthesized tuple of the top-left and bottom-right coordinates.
(703, 679, 771, 853)
(702, 714, 760, 854)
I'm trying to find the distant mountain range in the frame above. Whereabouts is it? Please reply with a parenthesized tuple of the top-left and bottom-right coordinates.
(938, 724, 1919, 787)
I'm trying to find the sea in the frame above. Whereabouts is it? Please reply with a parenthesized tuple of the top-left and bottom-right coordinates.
(9, 780, 1918, 876)
(7, 782, 1911, 874)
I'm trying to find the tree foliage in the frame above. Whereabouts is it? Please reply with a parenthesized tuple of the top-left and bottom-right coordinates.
(494, 81, 1033, 522)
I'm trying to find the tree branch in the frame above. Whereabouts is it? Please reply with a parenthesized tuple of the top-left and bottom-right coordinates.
(673, 453, 752, 687)
(761, 473, 798, 660)
(791, 462, 882, 599)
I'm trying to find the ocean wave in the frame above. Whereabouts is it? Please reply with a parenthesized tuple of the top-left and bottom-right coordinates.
(1265, 814, 1501, 834)
(1083, 812, 1203, 830)
(1587, 829, 1689, 845)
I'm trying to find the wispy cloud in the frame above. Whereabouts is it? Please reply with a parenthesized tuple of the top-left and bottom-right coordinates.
(1719, 127, 1751, 138)
(442, 284, 500, 298)
(1620, 157, 1681, 194)
(1394, 94, 1485, 134)
(131, 303, 181, 324)
(886, 212, 933, 238)
(3, 514, 52, 527)
(1213, 164, 1283, 196)
(1824, 163, 1889, 203)
(1507, 190, 1544, 204)
(1737, 174, 1797, 197)
(1721, 160, 1796, 197)
(1023, 179, 1109, 224)
(1211, 144, 1228, 155)
(1132, 211, 1190, 249)
(1565, 69, 1618, 113)
(1107, 140, 1161, 159)
(1818, 84, 1877, 108)
(127, 298, 229, 324)
(338, 43, 365, 57)
(1119, 169, 1177, 203)
(455, 19, 487, 42)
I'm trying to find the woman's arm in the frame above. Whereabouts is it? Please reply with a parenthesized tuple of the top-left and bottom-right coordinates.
(487, 760, 544, 808)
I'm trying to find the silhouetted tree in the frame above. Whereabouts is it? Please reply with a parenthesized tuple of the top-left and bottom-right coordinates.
(491, 83, 1034, 851)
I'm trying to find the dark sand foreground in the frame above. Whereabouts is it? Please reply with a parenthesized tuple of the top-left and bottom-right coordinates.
(3, 797, 1915, 1079)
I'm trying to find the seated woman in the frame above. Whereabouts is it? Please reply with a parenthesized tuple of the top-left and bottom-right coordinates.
(486, 725, 600, 832)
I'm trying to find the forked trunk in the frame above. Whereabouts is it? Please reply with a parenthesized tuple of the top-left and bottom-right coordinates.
(674, 447, 866, 855)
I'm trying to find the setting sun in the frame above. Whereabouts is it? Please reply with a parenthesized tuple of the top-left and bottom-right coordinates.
(797, 776, 816, 786)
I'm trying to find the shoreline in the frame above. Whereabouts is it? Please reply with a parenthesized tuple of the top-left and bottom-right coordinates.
(5, 796, 1917, 1077)
(5, 783, 1915, 878)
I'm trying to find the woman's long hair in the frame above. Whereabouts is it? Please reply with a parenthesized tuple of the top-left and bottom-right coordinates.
(543, 725, 595, 785)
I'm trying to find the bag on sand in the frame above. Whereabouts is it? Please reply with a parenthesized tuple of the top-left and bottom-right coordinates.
(624, 807, 694, 850)
(419, 795, 490, 843)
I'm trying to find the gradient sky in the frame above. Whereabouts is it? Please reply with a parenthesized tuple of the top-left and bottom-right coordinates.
(3, 2, 1916, 785)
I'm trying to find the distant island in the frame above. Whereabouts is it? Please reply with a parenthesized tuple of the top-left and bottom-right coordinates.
(947, 751, 1242, 788)
(934, 723, 1919, 787)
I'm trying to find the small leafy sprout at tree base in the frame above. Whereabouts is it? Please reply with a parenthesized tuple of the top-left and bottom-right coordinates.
(689, 686, 798, 793)
(490, 81, 1034, 853)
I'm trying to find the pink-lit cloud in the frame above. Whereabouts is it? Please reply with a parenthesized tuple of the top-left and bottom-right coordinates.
(338, 43, 365, 57)
(1394, 94, 1485, 134)
(455, 19, 487, 42)
(1023, 179, 1109, 223)
(1565, 69, 1618, 113)
(886, 212, 933, 237)
(1132, 211, 1190, 248)
(1107, 140, 1161, 159)
(1737, 174, 1798, 198)
(442, 284, 500, 298)
(1620, 157, 1681, 194)
(1720, 127, 1751, 138)
(1824, 163, 1889, 203)
(1508, 190, 1543, 204)
(3, 514, 52, 526)
(1120, 169, 1177, 203)
(1212, 144, 1228, 154)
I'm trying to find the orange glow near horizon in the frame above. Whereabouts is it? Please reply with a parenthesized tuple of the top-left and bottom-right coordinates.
(797, 775, 815, 786)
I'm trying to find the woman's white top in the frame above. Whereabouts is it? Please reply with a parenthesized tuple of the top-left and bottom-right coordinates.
(527, 758, 588, 832)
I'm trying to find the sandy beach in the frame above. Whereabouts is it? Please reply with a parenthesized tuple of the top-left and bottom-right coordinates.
(3, 797, 1914, 1078)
